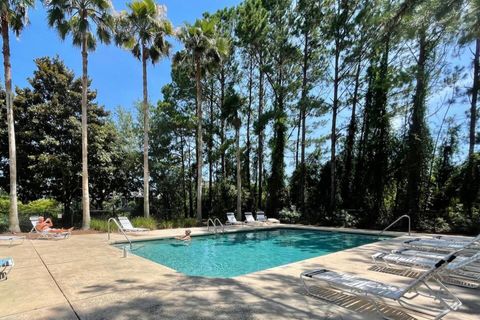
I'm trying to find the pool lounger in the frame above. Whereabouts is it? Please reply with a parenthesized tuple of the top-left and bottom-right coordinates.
(403, 235, 480, 253)
(0, 235, 25, 246)
(225, 212, 243, 225)
(244, 212, 262, 225)
(117, 216, 149, 232)
(29, 216, 71, 240)
(301, 255, 461, 320)
(372, 250, 480, 288)
(0, 257, 14, 281)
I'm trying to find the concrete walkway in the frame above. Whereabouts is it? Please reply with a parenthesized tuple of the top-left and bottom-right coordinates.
(0, 225, 478, 320)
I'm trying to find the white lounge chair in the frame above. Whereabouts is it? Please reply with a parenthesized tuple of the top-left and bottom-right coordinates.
(301, 254, 461, 320)
(256, 211, 267, 222)
(0, 235, 25, 246)
(372, 250, 480, 288)
(225, 212, 243, 225)
(29, 216, 70, 240)
(117, 216, 149, 232)
(0, 257, 14, 281)
(245, 212, 261, 224)
(403, 235, 480, 253)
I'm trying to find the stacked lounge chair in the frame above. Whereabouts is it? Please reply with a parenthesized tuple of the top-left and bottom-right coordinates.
(372, 249, 480, 288)
(301, 254, 461, 319)
(402, 234, 480, 253)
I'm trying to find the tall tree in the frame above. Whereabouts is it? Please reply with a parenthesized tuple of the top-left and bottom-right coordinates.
(325, 0, 357, 213)
(114, 0, 172, 218)
(263, 0, 299, 216)
(46, 0, 114, 229)
(236, 0, 269, 210)
(1, 0, 34, 232)
(175, 18, 228, 222)
(403, 0, 461, 224)
(293, 0, 324, 213)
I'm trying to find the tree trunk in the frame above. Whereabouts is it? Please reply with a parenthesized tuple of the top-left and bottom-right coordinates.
(187, 139, 194, 218)
(2, 13, 19, 233)
(81, 32, 90, 229)
(330, 40, 340, 213)
(180, 134, 188, 218)
(469, 38, 480, 156)
(343, 57, 362, 202)
(195, 57, 203, 222)
(406, 29, 429, 226)
(208, 80, 214, 211)
(142, 44, 150, 218)
(299, 30, 309, 214)
(257, 55, 264, 210)
(236, 126, 242, 221)
(245, 59, 252, 210)
(220, 68, 226, 178)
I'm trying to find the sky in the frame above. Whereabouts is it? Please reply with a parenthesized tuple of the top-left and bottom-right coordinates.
(3, 0, 242, 114)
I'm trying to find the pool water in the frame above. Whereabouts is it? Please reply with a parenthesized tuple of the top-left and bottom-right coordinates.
(123, 228, 388, 278)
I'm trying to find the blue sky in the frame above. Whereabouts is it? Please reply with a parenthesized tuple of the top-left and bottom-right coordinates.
(4, 0, 241, 114)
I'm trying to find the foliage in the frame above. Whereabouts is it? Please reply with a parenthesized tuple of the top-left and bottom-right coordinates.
(279, 206, 301, 224)
(131, 216, 157, 230)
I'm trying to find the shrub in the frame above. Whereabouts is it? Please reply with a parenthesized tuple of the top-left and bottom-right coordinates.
(279, 206, 301, 223)
(90, 218, 118, 232)
(131, 216, 158, 230)
(159, 220, 174, 229)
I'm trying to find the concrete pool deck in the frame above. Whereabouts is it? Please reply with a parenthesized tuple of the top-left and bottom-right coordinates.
(0, 224, 479, 320)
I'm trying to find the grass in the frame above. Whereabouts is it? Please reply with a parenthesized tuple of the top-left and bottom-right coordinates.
(90, 217, 199, 232)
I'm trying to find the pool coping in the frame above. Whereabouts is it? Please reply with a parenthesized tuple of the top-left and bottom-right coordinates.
(110, 223, 406, 246)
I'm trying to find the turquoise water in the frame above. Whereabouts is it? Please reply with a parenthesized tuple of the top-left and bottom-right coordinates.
(124, 228, 388, 278)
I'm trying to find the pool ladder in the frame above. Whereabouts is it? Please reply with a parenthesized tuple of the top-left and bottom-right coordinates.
(107, 217, 132, 250)
(378, 214, 411, 236)
(207, 218, 225, 234)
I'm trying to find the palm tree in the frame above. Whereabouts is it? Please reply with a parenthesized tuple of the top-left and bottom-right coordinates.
(1, 0, 34, 233)
(114, 0, 172, 218)
(46, 0, 114, 229)
(175, 18, 229, 223)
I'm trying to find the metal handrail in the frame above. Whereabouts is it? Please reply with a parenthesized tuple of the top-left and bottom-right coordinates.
(207, 218, 215, 232)
(108, 217, 132, 249)
(213, 218, 224, 233)
(379, 214, 411, 236)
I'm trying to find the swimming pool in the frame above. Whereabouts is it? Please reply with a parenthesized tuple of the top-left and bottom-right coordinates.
(122, 228, 389, 278)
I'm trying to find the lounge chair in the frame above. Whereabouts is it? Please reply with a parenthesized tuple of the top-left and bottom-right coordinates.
(245, 212, 261, 224)
(403, 234, 480, 253)
(301, 254, 461, 320)
(117, 216, 149, 232)
(29, 216, 71, 240)
(256, 211, 267, 222)
(0, 235, 25, 246)
(0, 257, 14, 281)
(256, 211, 280, 223)
(372, 250, 480, 288)
(225, 212, 243, 225)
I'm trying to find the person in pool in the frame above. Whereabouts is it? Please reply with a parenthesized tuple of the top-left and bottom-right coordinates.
(175, 229, 191, 241)
(35, 216, 73, 234)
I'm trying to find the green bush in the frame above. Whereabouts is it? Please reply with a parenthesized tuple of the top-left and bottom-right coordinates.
(158, 218, 198, 229)
(131, 216, 158, 230)
(0, 197, 62, 232)
(279, 206, 301, 223)
(90, 218, 118, 232)
(159, 220, 174, 229)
